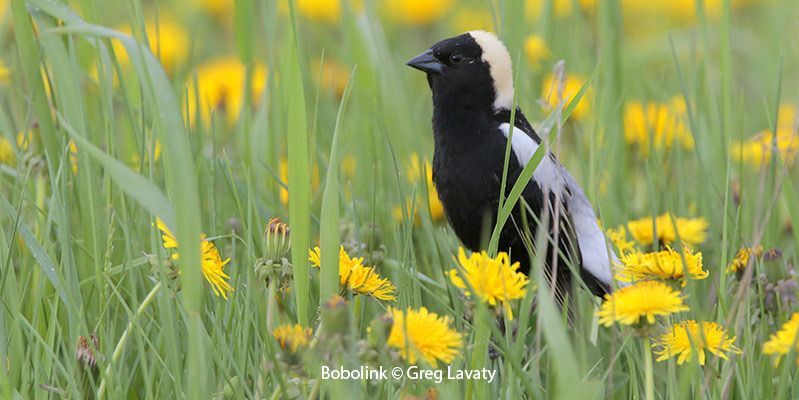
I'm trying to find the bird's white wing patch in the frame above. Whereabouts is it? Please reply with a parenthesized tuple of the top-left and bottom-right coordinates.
(499, 123, 564, 195)
(499, 122, 615, 287)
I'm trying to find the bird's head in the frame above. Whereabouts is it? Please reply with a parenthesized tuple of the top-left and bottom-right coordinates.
(406, 30, 514, 112)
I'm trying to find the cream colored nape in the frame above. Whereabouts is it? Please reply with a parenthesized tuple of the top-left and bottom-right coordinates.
(467, 30, 514, 111)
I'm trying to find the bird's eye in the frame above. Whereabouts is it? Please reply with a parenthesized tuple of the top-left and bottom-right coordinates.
(450, 54, 464, 64)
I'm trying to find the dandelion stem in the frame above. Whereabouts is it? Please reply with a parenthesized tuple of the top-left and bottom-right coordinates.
(266, 279, 277, 333)
(98, 282, 162, 399)
(643, 336, 654, 400)
(468, 304, 491, 400)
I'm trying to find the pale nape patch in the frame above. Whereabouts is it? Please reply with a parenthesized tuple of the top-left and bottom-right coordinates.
(468, 30, 514, 111)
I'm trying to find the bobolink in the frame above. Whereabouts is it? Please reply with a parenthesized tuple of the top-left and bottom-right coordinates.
(407, 31, 615, 299)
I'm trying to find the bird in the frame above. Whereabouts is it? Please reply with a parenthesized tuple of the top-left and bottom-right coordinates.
(406, 30, 616, 301)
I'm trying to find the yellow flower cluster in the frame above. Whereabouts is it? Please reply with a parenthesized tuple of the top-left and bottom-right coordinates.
(733, 131, 799, 167)
(309, 246, 397, 301)
(623, 97, 694, 156)
(387, 307, 463, 367)
(449, 248, 531, 320)
(409, 154, 445, 221)
(113, 17, 189, 72)
(156, 218, 234, 299)
(0, 58, 9, 84)
(653, 320, 741, 365)
(732, 105, 798, 167)
(763, 313, 799, 366)
(0, 136, 14, 166)
(580, 0, 754, 29)
(524, 35, 550, 69)
(383, 0, 452, 26)
(726, 246, 763, 273)
(526, 0, 575, 20)
(615, 247, 708, 287)
(273, 324, 313, 352)
(187, 57, 267, 125)
(541, 73, 591, 120)
(393, 154, 446, 224)
(313, 58, 351, 97)
(609, 213, 708, 250)
(279, 157, 321, 207)
(597, 280, 689, 327)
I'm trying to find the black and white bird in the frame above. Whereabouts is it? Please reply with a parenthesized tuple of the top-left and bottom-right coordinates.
(406, 30, 616, 299)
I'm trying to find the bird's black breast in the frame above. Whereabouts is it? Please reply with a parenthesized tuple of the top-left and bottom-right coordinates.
(430, 107, 536, 252)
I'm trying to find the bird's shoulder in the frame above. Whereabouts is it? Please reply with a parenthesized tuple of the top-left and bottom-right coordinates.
(491, 108, 542, 144)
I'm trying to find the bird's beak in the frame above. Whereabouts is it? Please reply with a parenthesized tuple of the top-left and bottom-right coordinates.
(406, 49, 444, 75)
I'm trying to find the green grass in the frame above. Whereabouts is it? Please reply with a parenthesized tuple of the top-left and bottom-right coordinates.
(1, 0, 799, 398)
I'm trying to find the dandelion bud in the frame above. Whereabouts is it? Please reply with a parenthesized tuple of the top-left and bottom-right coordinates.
(265, 217, 290, 261)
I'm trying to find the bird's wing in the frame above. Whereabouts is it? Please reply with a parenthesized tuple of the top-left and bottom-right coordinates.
(493, 108, 543, 144)
(497, 118, 615, 291)
(559, 168, 616, 287)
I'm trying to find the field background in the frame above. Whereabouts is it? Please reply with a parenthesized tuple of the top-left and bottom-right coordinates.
(1, 0, 799, 398)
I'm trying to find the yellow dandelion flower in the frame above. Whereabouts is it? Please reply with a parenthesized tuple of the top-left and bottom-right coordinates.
(273, 323, 313, 352)
(732, 103, 798, 167)
(309, 246, 397, 301)
(623, 97, 694, 156)
(606, 225, 636, 254)
(726, 246, 764, 273)
(775, 104, 797, 131)
(113, 17, 189, 72)
(450, 8, 493, 33)
(526, 0, 574, 20)
(615, 247, 708, 287)
(623, 213, 708, 247)
(448, 248, 530, 320)
(156, 218, 234, 299)
(731, 129, 799, 167)
(188, 57, 267, 125)
(278, 157, 321, 207)
(387, 307, 463, 367)
(68, 140, 78, 174)
(763, 313, 799, 366)
(653, 320, 741, 365)
(0, 59, 9, 84)
(297, 0, 343, 23)
(341, 155, 356, 179)
(16, 131, 33, 151)
(597, 280, 689, 326)
(407, 154, 445, 222)
(0, 136, 15, 165)
(541, 73, 591, 120)
(130, 139, 162, 166)
(313, 58, 351, 97)
(277, 0, 364, 24)
(523, 35, 550, 69)
(383, 0, 452, 26)
(201, 0, 232, 18)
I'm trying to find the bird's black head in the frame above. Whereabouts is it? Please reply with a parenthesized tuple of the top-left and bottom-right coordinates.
(407, 31, 514, 112)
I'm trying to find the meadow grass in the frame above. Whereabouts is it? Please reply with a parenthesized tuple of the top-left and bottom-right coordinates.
(1, 0, 799, 398)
